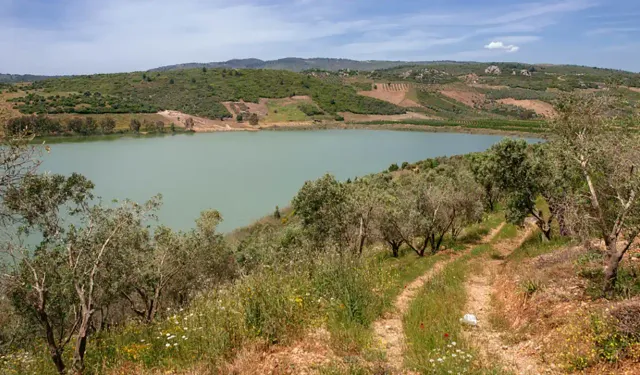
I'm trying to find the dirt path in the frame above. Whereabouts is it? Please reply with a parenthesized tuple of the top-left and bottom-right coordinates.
(463, 225, 544, 375)
(373, 223, 505, 373)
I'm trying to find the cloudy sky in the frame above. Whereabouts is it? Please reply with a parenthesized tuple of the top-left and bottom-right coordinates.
(2, 0, 639, 75)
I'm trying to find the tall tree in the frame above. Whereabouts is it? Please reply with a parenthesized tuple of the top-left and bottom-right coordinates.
(551, 93, 640, 294)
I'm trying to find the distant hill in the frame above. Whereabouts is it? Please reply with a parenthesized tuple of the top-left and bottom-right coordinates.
(148, 58, 459, 73)
(0, 73, 57, 83)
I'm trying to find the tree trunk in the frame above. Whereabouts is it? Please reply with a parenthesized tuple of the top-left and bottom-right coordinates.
(42, 317, 66, 374)
(603, 240, 624, 296)
(391, 241, 400, 257)
(72, 308, 92, 374)
(356, 216, 366, 255)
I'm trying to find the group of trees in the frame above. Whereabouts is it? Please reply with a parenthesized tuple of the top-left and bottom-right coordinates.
(471, 93, 640, 294)
(5, 115, 117, 136)
(15, 68, 406, 121)
(292, 159, 484, 258)
(0, 135, 235, 372)
(5, 115, 177, 137)
(9, 92, 158, 115)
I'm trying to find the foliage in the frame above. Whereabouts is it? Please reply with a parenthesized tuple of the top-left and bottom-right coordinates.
(17, 68, 405, 120)
(550, 92, 640, 293)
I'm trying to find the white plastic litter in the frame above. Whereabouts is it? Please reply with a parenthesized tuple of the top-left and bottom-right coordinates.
(460, 314, 478, 326)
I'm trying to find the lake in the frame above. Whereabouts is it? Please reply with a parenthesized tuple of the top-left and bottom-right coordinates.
(41, 130, 538, 232)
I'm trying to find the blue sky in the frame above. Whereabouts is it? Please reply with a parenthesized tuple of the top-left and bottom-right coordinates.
(1, 0, 639, 75)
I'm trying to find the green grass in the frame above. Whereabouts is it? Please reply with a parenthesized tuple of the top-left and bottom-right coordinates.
(265, 101, 309, 122)
(506, 231, 570, 261)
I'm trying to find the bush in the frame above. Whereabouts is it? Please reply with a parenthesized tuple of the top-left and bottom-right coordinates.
(388, 163, 399, 172)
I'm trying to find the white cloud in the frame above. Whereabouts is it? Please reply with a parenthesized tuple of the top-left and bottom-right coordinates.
(484, 41, 520, 52)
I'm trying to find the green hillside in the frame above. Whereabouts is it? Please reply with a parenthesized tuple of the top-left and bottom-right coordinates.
(9, 68, 406, 119)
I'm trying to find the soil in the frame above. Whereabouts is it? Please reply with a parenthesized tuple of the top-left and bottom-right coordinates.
(627, 87, 640, 93)
(439, 90, 485, 108)
(221, 328, 339, 375)
(463, 224, 551, 375)
(157, 110, 256, 132)
(358, 83, 421, 108)
(372, 223, 505, 373)
(497, 98, 557, 118)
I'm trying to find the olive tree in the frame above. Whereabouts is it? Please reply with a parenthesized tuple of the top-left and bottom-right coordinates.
(292, 174, 355, 252)
(550, 93, 640, 293)
(469, 152, 501, 211)
(2, 172, 159, 373)
(123, 210, 234, 322)
(489, 139, 555, 240)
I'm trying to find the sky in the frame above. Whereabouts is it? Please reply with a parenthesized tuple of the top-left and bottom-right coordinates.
(1, 0, 639, 75)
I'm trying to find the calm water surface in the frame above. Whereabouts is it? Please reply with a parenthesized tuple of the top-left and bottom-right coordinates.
(41, 130, 538, 231)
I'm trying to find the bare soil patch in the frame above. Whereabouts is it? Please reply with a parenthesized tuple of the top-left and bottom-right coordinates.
(359, 83, 420, 108)
(626, 87, 640, 93)
(339, 111, 439, 122)
(497, 98, 557, 118)
(221, 328, 339, 375)
(439, 90, 485, 108)
(158, 110, 256, 132)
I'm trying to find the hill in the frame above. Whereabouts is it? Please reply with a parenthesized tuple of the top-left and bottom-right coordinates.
(2, 60, 639, 137)
(0, 73, 57, 83)
(149, 58, 457, 73)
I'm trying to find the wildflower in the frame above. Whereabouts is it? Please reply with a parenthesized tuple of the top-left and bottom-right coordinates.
(173, 343, 178, 346)
(444, 333, 449, 338)
(429, 359, 434, 363)
(166, 333, 171, 337)
(452, 354, 457, 358)
(165, 343, 171, 347)
(437, 358, 444, 362)
(451, 341, 456, 346)
(420, 322, 425, 330)
(181, 336, 187, 340)
(140, 339, 145, 343)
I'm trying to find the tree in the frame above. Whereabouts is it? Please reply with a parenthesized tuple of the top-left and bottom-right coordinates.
(550, 93, 640, 294)
(184, 117, 195, 131)
(3, 172, 160, 373)
(143, 119, 155, 132)
(273, 206, 281, 219)
(489, 139, 555, 240)
(388, 163, 399, 172)
(292, 174, 354, 252)
(155, 121, 165, 133)
(67, 117, 85, 134)
(122, 210, 233, 322)
(169, 78, 175, 84)
(469, 152, 501, 211)
(372, 181, 404, 257)
(83, 117, 98, 135)
(99, 117, 116, 134)
(130, 118, 141, 132)
(236, 114, 244, 122)
(249, 113, 259, 126)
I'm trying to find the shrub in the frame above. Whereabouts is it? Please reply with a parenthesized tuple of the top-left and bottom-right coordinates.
(388, 163, 399, 172)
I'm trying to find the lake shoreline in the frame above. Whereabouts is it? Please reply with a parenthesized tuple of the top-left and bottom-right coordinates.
(34, 122, 545, 143)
